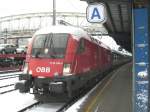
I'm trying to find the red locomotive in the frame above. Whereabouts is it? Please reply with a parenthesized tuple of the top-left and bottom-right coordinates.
(15, 25, 129, 100)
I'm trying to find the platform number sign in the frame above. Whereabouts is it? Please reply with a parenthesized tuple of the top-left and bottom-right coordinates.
(86, 3, 107, 23)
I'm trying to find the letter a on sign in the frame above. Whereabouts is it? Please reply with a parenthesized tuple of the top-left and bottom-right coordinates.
(86, 3, 107, 23)
(91, 8, 101, 19)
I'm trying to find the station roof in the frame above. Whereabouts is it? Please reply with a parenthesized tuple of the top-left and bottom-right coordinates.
(81, 0, 131, 52)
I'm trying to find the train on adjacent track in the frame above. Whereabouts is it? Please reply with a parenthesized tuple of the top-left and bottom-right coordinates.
(15, 25, 131, 100)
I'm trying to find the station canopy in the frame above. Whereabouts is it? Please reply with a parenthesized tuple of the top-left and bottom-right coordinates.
(81, 0, 131, 52)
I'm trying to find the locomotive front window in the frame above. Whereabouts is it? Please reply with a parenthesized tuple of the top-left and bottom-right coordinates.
(32, 35, 47, 48)
(32, 33, 68, 58)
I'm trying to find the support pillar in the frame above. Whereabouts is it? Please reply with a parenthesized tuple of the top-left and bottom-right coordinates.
(133, 1, 149, 112)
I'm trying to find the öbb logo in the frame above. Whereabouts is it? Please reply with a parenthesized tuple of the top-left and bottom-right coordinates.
(36, 67, 50, 73)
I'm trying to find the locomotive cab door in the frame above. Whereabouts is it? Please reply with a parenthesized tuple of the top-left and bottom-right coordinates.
(74, 38, 90, 74)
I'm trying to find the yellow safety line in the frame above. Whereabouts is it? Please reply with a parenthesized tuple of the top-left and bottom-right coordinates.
(85, 67, 123, 112)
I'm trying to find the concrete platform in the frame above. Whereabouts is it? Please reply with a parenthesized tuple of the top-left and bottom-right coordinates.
(79, 63, 132, 112)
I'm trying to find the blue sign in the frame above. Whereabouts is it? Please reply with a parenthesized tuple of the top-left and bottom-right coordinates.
(86, 3, 107, 23)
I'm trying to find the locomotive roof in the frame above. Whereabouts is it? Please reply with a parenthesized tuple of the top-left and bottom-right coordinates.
(34, 25, 111, 50)
(34, 25, 89, 39)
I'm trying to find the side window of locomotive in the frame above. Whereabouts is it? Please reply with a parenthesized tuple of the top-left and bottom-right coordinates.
(77, 39, 85, 54)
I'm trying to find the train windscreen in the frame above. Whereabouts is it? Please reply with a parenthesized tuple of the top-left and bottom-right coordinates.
(31, 33, 68, 58)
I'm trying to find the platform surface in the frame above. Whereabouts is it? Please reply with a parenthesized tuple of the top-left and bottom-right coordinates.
(80, 63, 132, 112)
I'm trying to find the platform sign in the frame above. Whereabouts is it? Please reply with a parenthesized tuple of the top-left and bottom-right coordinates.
(133, 8, 149, 112)
(86, 3, 107, 23)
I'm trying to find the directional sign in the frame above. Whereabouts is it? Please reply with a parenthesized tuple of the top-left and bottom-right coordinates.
(86, 3, 107, 23)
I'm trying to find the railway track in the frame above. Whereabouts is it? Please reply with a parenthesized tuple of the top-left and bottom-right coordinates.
(0, 83, 15, 88)
(0, 90, 38, 111)
(17, 74, 106, 112)
(16, 84, 98, 112)
(0, 72, 21, 94)
(0, 71, 22, 77)
(18, 100, 74, 112)
(18, 102, 41, 112)
(0, 75, 19, 80)
(16, 85, 91, 112)
(18, 101, 68, 112)
(0, 83, 17, 94)
(0, 74, 19, 78)
(0, 88, 16, 94)
(0, 69, 21, 74)
(0, 72, 22, 81)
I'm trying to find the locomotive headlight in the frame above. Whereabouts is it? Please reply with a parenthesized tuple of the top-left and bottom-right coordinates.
(23, 63, 29, 74)
(63, 64, 71, 75)
(29, 70, 32, 75)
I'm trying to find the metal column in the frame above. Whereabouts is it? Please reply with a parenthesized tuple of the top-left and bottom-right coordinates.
(133, 3, 149, 112)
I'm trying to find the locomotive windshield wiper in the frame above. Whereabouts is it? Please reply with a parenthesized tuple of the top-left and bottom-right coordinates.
(49, 34, 57, 59)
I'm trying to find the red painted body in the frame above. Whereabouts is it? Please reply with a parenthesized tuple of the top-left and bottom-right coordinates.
(26, 32, 112, 78)
(73, 38, 112, 74)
